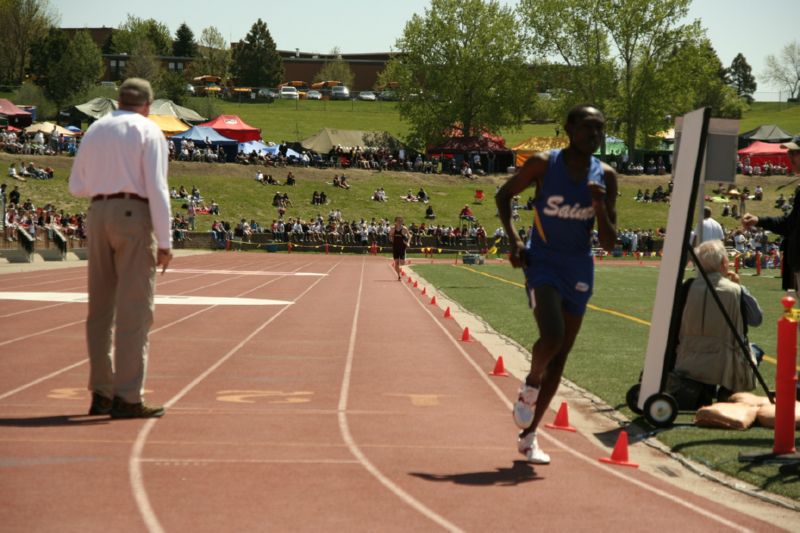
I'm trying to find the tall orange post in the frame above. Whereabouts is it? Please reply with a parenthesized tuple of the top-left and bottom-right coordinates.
(734, 255, 740, 274)
(755, 251, 762, 276)
(774, 295, 798, 455)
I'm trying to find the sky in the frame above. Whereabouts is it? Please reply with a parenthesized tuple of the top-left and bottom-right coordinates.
(59, 0, 795, 101)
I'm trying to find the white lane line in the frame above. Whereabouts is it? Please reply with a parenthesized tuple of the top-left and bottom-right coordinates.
(0, 360, 87, 401)
(140, 458, 359, 465)
(168, 268, 326, 277)
(0, 292, 293, 306)
(401, 275, 752, 533)
(0, 258, 239, 318)
(129, 259, 339, 533)
(0, 259, 302, 399)
(338, 259, 463, 533)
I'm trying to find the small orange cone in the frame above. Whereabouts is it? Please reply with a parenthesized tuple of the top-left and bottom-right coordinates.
(443, 306, 452, 319)
(421, 287, 427, 295)
(400, 269, 405, 277)
(545, 402, 576, 432)
(413, 280, 418, 288)
(598, 431, 638, 468)
(407, 277, 413, 284)
(460, 327, 472, 342)
(489, 356, 509, 377)
(430, 295, 437, 305)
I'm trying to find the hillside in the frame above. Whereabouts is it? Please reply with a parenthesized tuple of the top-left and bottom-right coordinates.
(3, 152, 796, 236)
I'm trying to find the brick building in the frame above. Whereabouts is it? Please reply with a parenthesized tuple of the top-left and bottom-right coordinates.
(62, 27, 392, 90)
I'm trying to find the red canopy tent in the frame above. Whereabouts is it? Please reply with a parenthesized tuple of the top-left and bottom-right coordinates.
(0, 99, 32, 128)
(737, 141, 790, 168)
(199, 114, 261, 142)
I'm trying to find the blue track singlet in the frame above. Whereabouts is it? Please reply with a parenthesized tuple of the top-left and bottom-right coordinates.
(524, 149, 604, 316)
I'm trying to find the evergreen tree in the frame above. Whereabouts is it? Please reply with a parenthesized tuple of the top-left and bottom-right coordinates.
(45, 30, 103, 108)
(727, 53, 757, 103)
(28, 26, 68, 84)
(173, 22, 197, 58)
(231, 18, 283, 87)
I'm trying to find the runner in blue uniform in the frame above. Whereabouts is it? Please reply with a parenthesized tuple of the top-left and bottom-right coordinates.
(495, 104, 618, 463)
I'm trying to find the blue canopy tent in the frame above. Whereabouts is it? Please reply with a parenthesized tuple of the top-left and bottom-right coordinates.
(238, 140, 301, 159)
(173, 126, 238, 161)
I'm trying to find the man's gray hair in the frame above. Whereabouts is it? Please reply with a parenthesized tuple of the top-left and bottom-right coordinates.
(695, 239, 727, 273)
(118, 77, 154, 107)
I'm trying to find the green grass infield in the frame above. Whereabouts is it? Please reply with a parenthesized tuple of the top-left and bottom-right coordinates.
(412, 261, 799, 502)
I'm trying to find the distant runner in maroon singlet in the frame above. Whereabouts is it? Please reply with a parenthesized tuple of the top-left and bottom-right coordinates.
(389, 216, 411, 280)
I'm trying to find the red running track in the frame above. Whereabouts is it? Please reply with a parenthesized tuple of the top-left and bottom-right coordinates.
(0, 253, 784, 532)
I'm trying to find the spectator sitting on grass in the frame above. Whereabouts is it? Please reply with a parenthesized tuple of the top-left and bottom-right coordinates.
(286, 172, 296, 186)
(459, 204, 475, 221)
(417, 187, 429, 203)
(403, 189, 418, 202)
(339, 174, 350, 189)
(425, 204, 436, 219)
(209, 199, 219, 215)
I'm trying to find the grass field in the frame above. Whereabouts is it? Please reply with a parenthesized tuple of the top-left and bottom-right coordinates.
(412, 261, 798, 501)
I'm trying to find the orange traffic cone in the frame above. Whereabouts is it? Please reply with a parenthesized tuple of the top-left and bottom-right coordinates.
(413, 280, 418, 288)
(407, 277, 413, 284)
(545, 402, 577, 432)
(489, 356, 509, 377)
(430, 296, 437, 305)
(421, 287, 427, 295)
(443, 306, 452, 319)
(598, 431, 638, 468)
(460, 327, 472, 342)
(400, 269, 405, 277)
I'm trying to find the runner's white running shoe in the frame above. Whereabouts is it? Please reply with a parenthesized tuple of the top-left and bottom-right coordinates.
(512, 384, 539, 429)
(518, 432, 551, 464)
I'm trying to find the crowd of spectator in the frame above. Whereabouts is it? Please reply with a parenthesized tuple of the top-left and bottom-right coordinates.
(1, 183, 86, 244)
(0, 128, 77, 157)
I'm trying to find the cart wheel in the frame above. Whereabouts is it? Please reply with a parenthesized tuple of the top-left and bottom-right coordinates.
(643, 393, 678, 428)
(626, 384, 643, 415)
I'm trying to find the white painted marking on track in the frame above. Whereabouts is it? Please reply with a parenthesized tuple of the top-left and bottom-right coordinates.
(401, 271, 752, 533)
(167, 268, 326, 277)
(128, 261, 339, 533)
(337, 259, 463, 533)
(0, 292, 292, 306)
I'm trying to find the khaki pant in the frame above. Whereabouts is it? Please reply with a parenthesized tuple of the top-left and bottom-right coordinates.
(86, 198, 156, 403)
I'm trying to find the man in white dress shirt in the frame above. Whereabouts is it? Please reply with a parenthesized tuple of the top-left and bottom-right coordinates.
(692, 206, 725, 246)
(70, 78, 172, 418)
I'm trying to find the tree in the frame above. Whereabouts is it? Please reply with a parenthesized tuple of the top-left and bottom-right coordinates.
(125, 39, 162, 86)
(763, 40, 800, 101)
(173, 22, 197, 58)
(313, 48, 354, 88)
(727, 53, 757, 103)
(391, 0, 535, 148)
(594, 0, 697, 156)
(518, 0, 616, 118)
(28, 26, 67, 84)
(44, 29, 103, 108)
(231, 18, 283, 87)
(157, 69, 188, 105)
(192, 26, 230, 78)
(0, 0, 58, 85)
(111, 15, 172, 56)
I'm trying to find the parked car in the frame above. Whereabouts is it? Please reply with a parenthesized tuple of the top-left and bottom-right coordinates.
(280, 86, 299, 100)
(306, 90, 323, 100)
(378, 90, 397, 101)
(357, 91, 377, 101)
(331, 86, 350, 100)
(258, 87, 279, 99)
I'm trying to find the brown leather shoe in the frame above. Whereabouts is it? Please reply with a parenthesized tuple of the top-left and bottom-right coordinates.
(88, 392, 113, 415)
(110, 397, 165, 419)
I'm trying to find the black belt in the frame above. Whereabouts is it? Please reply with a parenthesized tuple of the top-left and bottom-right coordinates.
(91, 192, 148, 203)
